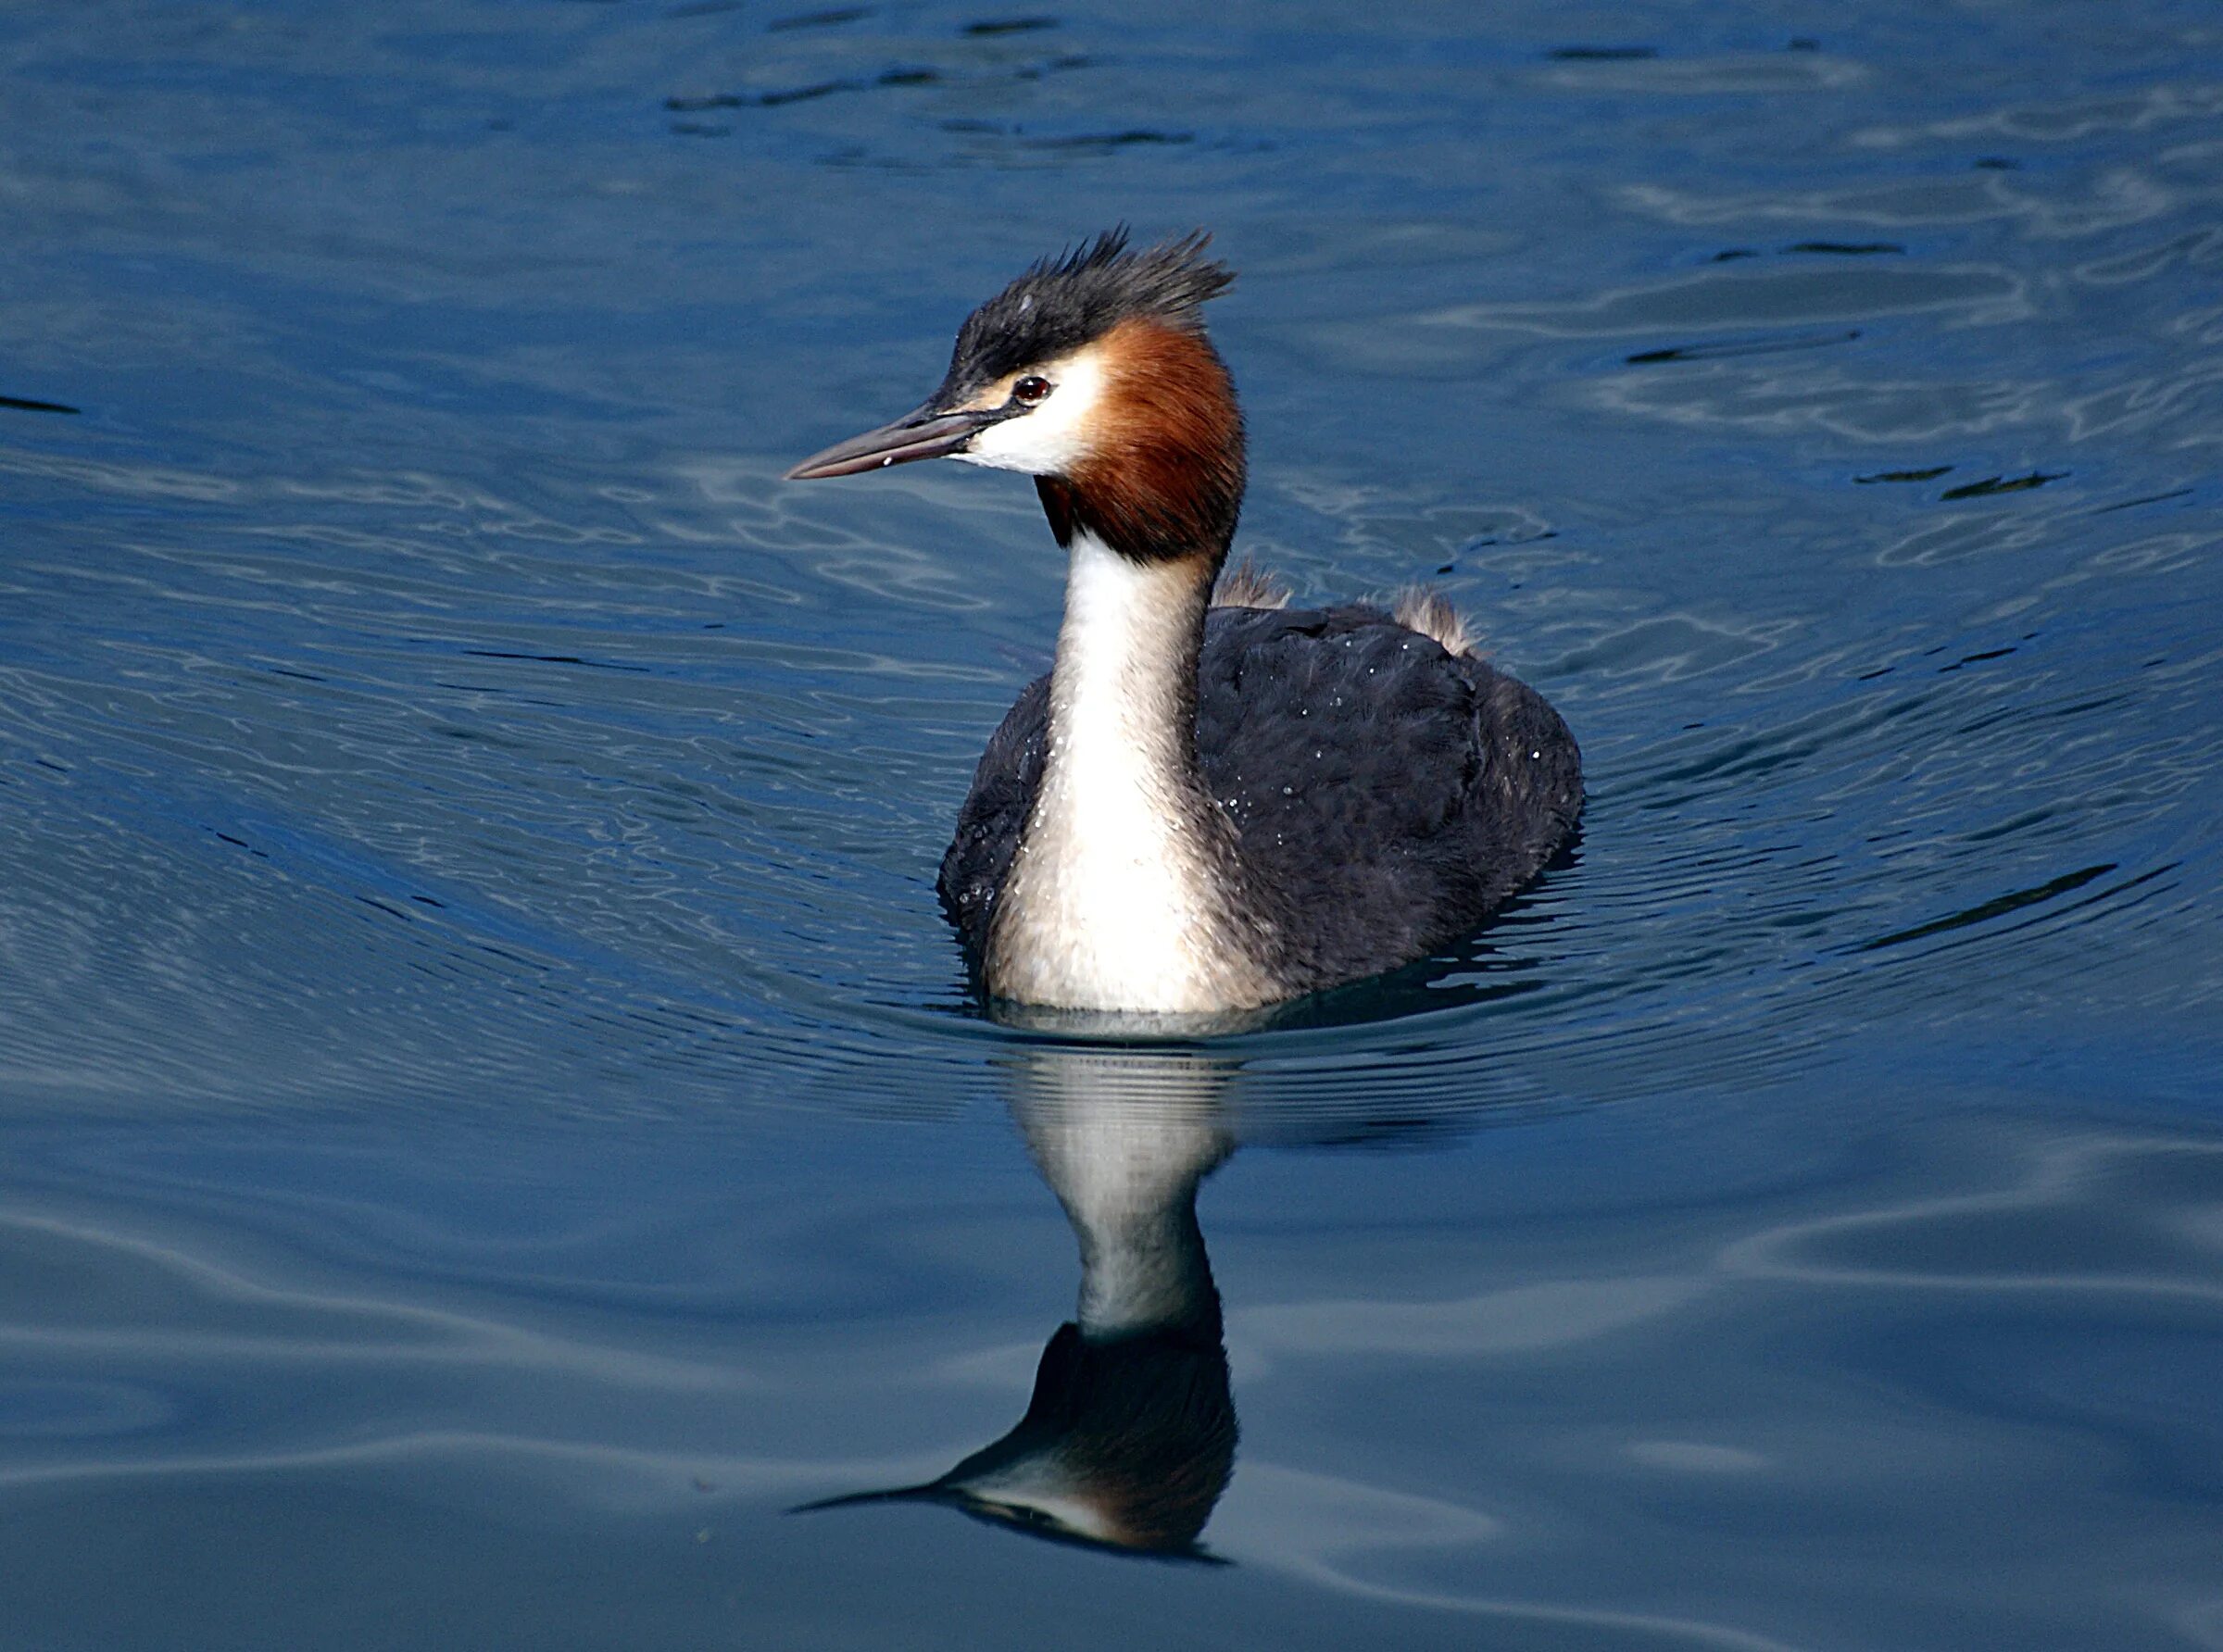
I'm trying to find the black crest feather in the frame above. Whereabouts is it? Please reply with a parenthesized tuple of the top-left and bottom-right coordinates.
(936, 228, 1235, 400)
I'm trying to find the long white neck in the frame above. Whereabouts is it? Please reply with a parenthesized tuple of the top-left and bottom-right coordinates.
(986, 532, 1269, 1012)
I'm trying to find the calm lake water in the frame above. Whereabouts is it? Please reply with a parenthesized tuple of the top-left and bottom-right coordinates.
(4, 1, 2221, 1646)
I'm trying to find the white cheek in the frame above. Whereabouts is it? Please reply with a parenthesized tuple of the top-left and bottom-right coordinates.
(954, 352, 1106, 475)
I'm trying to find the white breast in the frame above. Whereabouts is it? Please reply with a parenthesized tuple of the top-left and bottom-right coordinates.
(988, 533, 1237, 1012)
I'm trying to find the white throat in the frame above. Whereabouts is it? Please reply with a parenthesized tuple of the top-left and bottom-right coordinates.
(986, 532, 1259, 1012)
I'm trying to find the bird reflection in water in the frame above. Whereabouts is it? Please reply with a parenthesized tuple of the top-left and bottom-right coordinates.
(798, 1045, 1239, 1558)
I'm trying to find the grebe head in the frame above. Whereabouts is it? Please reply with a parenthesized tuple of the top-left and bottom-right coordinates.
(786, 229, 1248, 559)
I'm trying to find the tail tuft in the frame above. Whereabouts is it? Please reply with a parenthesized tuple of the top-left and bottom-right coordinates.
(1390, 587, 1476, 657)
(1212, 557, 1291, 610)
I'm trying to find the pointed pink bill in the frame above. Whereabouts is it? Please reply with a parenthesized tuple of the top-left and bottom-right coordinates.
(784, 403, 1007, 480)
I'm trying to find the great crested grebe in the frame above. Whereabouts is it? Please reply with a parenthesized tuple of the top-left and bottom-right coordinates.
(786, 230, 1582, 1014)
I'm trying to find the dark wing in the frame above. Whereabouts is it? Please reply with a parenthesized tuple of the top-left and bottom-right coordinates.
(936, 604, 1583, 986)
(1194, 605, 1580, 985)
(938, 670, 1049, 958)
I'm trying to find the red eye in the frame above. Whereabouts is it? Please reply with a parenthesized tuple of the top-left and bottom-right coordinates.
(1012, 374, 1052, 405)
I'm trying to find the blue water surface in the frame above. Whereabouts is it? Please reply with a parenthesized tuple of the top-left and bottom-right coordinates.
(3, 2, 2220, 1647)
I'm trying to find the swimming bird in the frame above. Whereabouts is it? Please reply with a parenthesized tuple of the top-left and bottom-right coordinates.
(785, 230, 1581, 1013)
